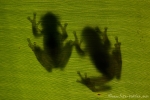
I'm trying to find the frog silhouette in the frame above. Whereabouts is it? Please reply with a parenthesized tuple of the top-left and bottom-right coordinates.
(27, 12, 74, 72)
(74, 26, 122, 92)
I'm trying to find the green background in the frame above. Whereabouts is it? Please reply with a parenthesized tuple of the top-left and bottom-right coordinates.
(0, 0, 150, 99)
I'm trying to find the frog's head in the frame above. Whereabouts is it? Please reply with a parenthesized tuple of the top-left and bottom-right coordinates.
(41, 12, 60, 30)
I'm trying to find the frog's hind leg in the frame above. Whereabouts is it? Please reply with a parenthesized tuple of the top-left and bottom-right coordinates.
(57, 40, 74, 70)
(113, 36, 122, 79)
(73, 31, 85, 56)
(27, 38, 53, 72)
(27, 38, 36, 51)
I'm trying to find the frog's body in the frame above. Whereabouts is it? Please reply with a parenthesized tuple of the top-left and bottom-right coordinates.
(74, 27, 122, 91)
(81, 27, 112, 79)
(27, 12, 74, 72)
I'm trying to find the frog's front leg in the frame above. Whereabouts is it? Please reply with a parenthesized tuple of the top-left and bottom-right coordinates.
(112, 37, 122, 79)
(60, 23, 68, 41)
(73, 31, 85, 56)
(27, 13, 42, 37)
(99, 27, 111, 50)
(27, 38, 53, 72)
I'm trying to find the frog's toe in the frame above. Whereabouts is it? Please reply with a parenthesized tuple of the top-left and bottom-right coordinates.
(76, 79, 81, 83)
(27, 16, 31, 20)
(27, 38, 30, 42)
(47, 68, 52, 72)
(77, 71, 81, 75)
(64, 23, 68, 27)
(104, 27, 108, 30)
(33, 12, 36, 16)
(68, 40, 74, 45)
(27, 38, 35, 50)
(115, 36, 118, 42)
(73, 31, 76, 36)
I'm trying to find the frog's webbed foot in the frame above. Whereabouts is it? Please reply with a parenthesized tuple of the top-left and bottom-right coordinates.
(27, 12, 36, 23)
(77, 71, 112, 92)
(95, 26, 102, 34)
(77, 71, 88, 82)
(27, 38, 37, 51)
(95, 27, 107, 35)
(95, 27, 110, 49)
(27, 16, 32, 23)
(63, 23, 68, 28)
(27, 12, 41, 26)
(27, 13, 42, 37)
(77, 71, 92, 85)
(32, 12, 41, 25)
(73, 31, 80, 45)
(77, 71, 98, 92)
(114, 36, 121, 51)
(102, 27, 111, 49)
(60, 23, 68, 40)
(113, 37, 121, 61)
